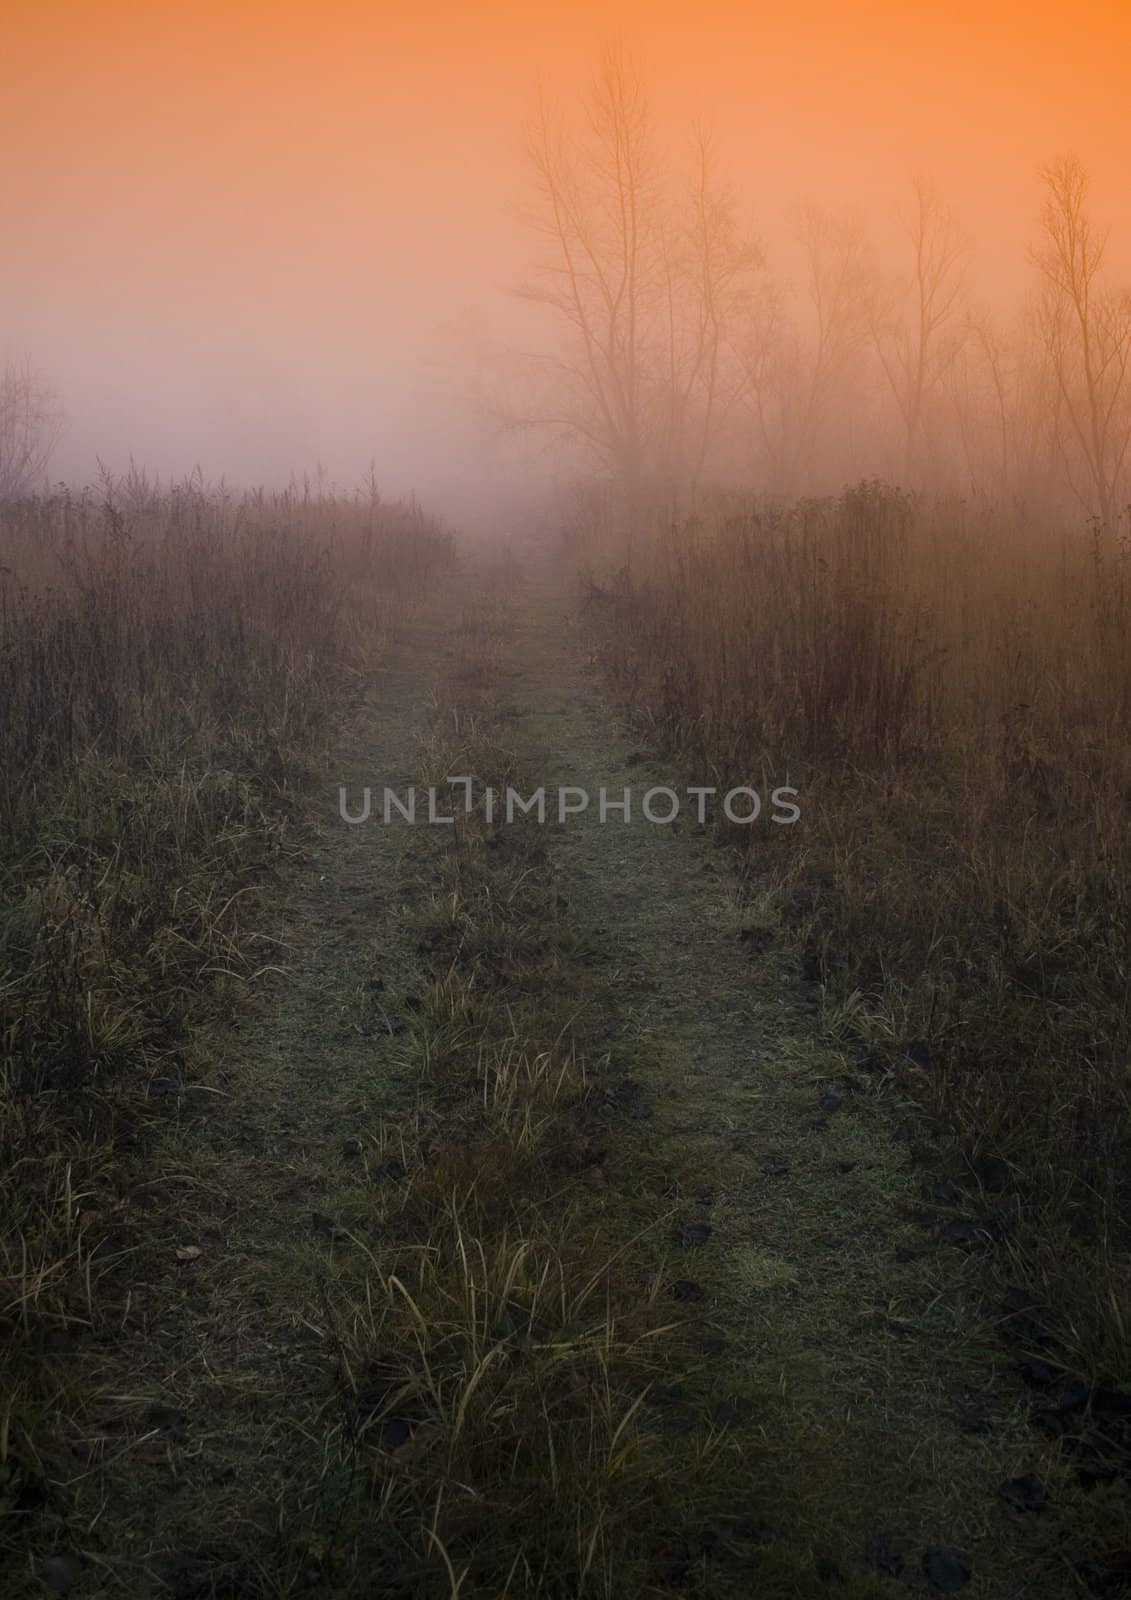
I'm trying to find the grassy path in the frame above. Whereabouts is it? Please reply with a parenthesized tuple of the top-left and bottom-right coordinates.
(491, 576, 1081, 1597)
(45, 562, 1088, 1599)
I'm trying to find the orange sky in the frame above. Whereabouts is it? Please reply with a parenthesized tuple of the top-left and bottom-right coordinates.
(2, 0, 1128, 514)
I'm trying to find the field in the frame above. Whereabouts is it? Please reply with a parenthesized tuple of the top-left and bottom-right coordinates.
(576, 482, 1131, 1372)
(7, 1, 1131, 1591)
(2, 475, 1130, 1598)
(0, 481, 453, 1589)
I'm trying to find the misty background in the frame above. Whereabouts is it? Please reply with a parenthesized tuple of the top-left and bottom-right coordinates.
(3, 0, 1129, 528)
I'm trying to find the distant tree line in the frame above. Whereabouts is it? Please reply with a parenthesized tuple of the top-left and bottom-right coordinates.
(503, 51, 1130, 526)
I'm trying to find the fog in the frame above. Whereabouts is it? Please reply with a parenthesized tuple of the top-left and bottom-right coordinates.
(4, 0, 1129, 527)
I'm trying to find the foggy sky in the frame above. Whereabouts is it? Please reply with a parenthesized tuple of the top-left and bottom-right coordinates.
(3, 0, 1128, 524)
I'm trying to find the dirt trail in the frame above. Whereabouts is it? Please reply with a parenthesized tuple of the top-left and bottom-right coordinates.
(68, 562, 1080, 1598)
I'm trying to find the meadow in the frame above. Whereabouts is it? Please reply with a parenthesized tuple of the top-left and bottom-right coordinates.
(4, 469, 1130, 1596)
(5, 9, 1131, 1591)
(0, 477, 453, 1573)
(575, 481, 1131, 1375)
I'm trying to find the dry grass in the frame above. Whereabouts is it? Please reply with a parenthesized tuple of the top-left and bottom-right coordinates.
(307, 593, 887, 1598)
(575, 482, 1131, 1379)
(0, 474, 452, 1571)
(318, 606, 681, 1596)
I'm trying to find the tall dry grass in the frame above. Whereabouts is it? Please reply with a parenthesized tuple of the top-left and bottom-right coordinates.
(0, 474, 452, 1554)
(578, 483, 1131, 1372)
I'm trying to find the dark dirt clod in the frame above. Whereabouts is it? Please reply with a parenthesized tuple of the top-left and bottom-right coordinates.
(698, 1514, 776, 1551)
(40, 1553, 84, 1594)
(671, 1279, 706, 1302)
(1077, 1552, 1131, 1598)
(1001, 1310, 1055, 1348)
(1093, 1384, 1131, 1418)
(975, 1155, 1011, 1193)
(1059, 1379, 1091, 1411)
(148, 1406, 190, 1443)
(1032, 1406, 1075, 1438)
(654, 1544, 692, 1588)
(818, 1088, 844, 1112)
(937, 1213, 1008, 1249)
(921, 1548, 972, 1591)
(1018, 1356, 1060, 1388)
(864, 1531, 905, 1576)
(677, 1222, 712, 1247)
(999, 1473, 1047, 1511)
(895, 1244, 934, 1263)
(954, 1406, 992, 1437)
(904, 1039, 933, 1069)
(311, 1212, 350, 1241)
(928, 1178, 964, 1206)
(378, 1416, 413, 1450)
(609, 1077, 643, 1101)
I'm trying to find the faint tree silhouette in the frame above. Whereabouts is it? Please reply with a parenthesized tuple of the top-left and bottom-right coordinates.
(0, 361, 64, 499)
(870, 176, 969, 484)
(1033, 155, 1131, 528)
(513, 51, 760, 513)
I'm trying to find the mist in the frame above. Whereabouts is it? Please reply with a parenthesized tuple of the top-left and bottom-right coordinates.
(9, 6, 1131, 1592)
(4, 0, 1129, 525)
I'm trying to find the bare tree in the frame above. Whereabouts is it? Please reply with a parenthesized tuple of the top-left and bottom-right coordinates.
(871, 177, 969, 484)
(732, 206, 874, 497)
(730, 274, 794, 494)
(946, 311, 1017, 496)
(656, 126, 761, 501)
(784, 205, 874, 490)
(516, 52, 658, 506)
(514, 52, 759, 511)
(0, 361, 64, 499)
(1032, 155, 1131, 527)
